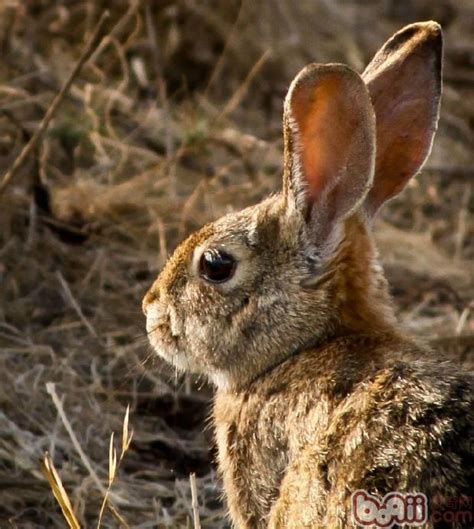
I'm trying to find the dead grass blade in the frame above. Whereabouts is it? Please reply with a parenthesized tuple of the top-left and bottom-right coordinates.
(46, 382, 107, 496)
(42, 453, 81, 529)
(96, 407, 133, 529)
(122, 404, 133, 455)
(189, 472, 202, 529)
(219, 49, 271, 120)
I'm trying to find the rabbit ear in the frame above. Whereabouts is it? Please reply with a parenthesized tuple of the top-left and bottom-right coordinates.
(362, 21, 443, 215)
(283, 64, 376, 242)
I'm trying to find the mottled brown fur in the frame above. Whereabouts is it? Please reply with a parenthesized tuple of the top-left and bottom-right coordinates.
(215, 336, 472, 528)
(144, 21, 473, 529)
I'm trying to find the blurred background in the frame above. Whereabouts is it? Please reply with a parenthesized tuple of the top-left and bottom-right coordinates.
(0, 1, 472, 527)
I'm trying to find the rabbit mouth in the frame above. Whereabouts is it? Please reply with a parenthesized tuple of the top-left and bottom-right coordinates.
(148, 323, 191, 370)
(146, 309, 189, 369)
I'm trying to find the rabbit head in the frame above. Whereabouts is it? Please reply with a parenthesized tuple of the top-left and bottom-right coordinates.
(143, 22, 442, 390)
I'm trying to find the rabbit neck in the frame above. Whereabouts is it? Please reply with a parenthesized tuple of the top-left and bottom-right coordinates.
(329, 213, 398, 336)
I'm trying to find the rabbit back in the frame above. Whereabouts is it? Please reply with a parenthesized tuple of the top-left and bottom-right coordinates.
(214, 334, 473, 528)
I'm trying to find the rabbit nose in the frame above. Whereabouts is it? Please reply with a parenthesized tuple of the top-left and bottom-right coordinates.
(142, 288, 159, 315)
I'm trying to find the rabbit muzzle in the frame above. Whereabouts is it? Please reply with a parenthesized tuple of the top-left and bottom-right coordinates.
(145, 296, 191, 370)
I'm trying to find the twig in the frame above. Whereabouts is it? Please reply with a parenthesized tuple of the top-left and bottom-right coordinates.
(456, 307, 471, 336)
(45, 387, 133, 527)
(45, 383, 107, 497)
(430, 334, 474, 349)
(424, 166, 474, 180)
(56, 271, 99, 339)
(0, 10, 110, 197)
(189, 473, 202, 529)
(454, 182, 471, 261)
(89, 1, 140, 64)
(203, 0, 246, 96)
(219, 49, 271, 120)
(145, 1, 175, 196)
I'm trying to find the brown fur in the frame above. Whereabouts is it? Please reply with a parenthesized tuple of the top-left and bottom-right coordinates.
(215, 337, 472, 529)
(144, 21, 473, 528)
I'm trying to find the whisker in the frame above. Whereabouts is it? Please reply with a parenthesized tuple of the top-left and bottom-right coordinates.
(131, 332, 151, 341)
(140, 349, 156, 369)
(145, 322, 168, 338)
(129, 326, 160, 341)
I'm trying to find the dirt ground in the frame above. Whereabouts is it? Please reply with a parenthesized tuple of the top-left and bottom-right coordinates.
(0, 1, 472, 528)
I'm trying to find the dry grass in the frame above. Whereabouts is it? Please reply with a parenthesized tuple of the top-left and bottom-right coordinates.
(42, 401, 133, 529)
(0, 1, 472, 527)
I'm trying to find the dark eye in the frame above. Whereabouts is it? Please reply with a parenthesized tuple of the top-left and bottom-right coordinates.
(199, 249, 236, 283)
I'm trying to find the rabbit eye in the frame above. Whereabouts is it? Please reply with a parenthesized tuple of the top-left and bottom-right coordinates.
(199, 249, 236, 283)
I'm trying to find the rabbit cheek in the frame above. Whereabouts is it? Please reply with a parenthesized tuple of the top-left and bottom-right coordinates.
(182, 300, 243, 374)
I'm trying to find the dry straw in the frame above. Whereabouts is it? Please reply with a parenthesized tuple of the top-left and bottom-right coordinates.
(0, 2, 472, 527)
(42, 399, 133, 529)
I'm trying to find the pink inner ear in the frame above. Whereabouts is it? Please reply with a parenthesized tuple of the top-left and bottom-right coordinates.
(368, 83, 438, 211)
(363, 22, 442, 214)
(283, 64, 375, 234)
(291, 75, 357, 203)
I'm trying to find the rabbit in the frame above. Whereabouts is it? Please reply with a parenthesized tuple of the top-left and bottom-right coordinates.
(143, 21, 473, 529)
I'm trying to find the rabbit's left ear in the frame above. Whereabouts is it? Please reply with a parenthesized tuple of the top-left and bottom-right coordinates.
(283, 64, 376, 243)
(362, 22, 443, 216)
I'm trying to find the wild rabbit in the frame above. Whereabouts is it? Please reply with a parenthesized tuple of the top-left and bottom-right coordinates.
(143, 21, 473, 529)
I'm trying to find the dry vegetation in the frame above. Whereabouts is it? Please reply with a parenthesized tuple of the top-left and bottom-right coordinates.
(0, 1, 472, 527)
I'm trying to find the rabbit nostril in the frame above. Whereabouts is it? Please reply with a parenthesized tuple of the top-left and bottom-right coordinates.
(143, 287, 160, 316)
(142, 293, 154, 316)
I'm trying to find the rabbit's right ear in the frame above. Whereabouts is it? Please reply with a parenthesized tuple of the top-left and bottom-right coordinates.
(282, 64, 375, 244)
(362, 22, 443, 215)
